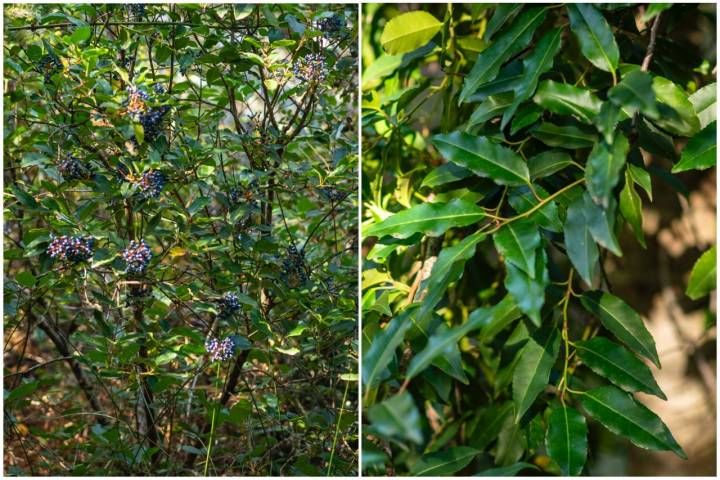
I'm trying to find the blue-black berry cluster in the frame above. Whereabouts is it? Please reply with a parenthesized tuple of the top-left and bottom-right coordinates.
(292, 53, 327, 83)
(152, 83, 166, 95)
(137, 170, 164, 199)
(205, 336, 236, 362)
(139, 105, 170, 143)
(47, 235, 94, 264)
(282, 244, 308, 285)
(38, 54, 62, 82)
(217, 292, 241, 318)
(128, 4, 146, 19)
(318, 14, 345, 37)
(229, 183, 259, 208)
(122, 239, 152, 275)
(319, 186, 345, 202)
(124, 86, 150, 120)
(58, 153, 92, 181)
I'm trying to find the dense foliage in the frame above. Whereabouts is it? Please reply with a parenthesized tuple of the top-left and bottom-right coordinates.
(4, 3, 358, 475)
(361, 3, 715, 476)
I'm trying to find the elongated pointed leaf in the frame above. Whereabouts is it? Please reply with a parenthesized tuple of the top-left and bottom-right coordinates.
(409, 447, 480, 476)
(533, 80, 602, 124)
(672, 121, 716, 172)
(479, 294, 523, 344)
(362, 308, 414, 388)
(582, 193, 622, 257)
(484, 4, 523, 40)
(505, 247, 549, 326)
(652, 76, 700, 137)
(460, 8, 547, 103)
(365, 198, 485, 239)
(467, 93, 513, 128)
(689, 82, 716, 129)
(432, 132, 530, 186)
(380, 11, 443, 55)
(367, 392, 424, 445)
(466, 61, 523, 103)
(595, 101, 622, 144)
(619, 169, 646, 248)
(546, 406, 588, 476)
(580, 291, 660, 368)
(580, 385, 686, 459)
(511, 103, 543, 135)
(475, 462, 538, 476)
(421, 162, 473, 188)
(608, 70, 659, 119)
(494, 218, 541, 278)
(527, 150, 574, 179)
(501, 28, 563, 129)
(531, 121, 597, 149)
(576, 337, 666, 399)
(585, 131, 629, 207)
(685, 245, 716, 300)
(509, 185, 562, 232)
(567, 4, 619, 74)
(469, 402, 514, 450)
(627, 163, 652, 200)
(564, 197, 599, 286)
(512, 323, 560, 420)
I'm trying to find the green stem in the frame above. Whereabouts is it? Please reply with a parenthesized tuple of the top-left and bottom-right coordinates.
(327, 376, 352, 476)
(203, 361, 221, 476)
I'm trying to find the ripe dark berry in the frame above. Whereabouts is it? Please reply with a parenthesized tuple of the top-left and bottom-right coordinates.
(318, 14, 345, 37)
(282, 244, 308, 286)
(38, 54, 62, 82)
(137, 170, 164, 199)
(319, 186, 345, 202)
(47, 235, 94, 264)
(124, 86, 150, 121)
(58, 153, 92, 181)
(292, 53, 327, 83)
(217, 292, 241, 318)
(122, 239, 152, 275)
(205, 336, 236, 361)
(128, 4, 146, 19)
(138, 105, 170, 143)
(152, 83, 166, 95)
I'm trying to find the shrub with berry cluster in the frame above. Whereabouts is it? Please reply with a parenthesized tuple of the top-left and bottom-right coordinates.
(4, 4, 358, 476)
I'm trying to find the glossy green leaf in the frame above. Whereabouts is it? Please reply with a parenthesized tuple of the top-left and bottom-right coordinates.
(585, 131, 629, 208)
(496, 415, 526, 465)
(365, 198, 485, 239)
(627, 163, 653, 201)
(580, 385, 687, 459)
(505, 247, 549, 326)
(575, 336, 666, 399)
(546, 406, 588, 476)
(15, 271, 36, 288)
(652, 76, 700, 137)
(566, 4, 619, 74)
(642, 3, 672, 21)
(671, 121, 716, 173)
(595, 101, 623, 144)
(460, 8, 547, 103)
(484, 4, 522, 40)
(421, 162, 473, 188)
(409, 447, 480, 476)
(510, 103, 543, 135)
(501, 27, 563, 129)
(637, 117, 677, 161)
(533, 80, 602, 124)
(432, 131, 530, 186)
(475, 462, 538, 476)
(467, 93, 513, 128)
(564, 197, 599, 286)
(527, 150, 574, 179)
(380, 11, 443, 55)
(620, 169, 646, 248)
(367, 392, 424, 445)
(512, 322, 560, 421)
(466, 61, 523, 103)
(689, 82, 716, 129)
(494, 219, 541, 278)
(608, 70, 659, 119)
(362, 309, 413, 388)
(685, 245, 716, 300)
(469, 402, 514, 450)
(580, 291, 660, 368)
(479, 294, 523, 344)
(582, 193, 622, 257)
(509, 185, 562, 232)
(531, 121, 597, 149)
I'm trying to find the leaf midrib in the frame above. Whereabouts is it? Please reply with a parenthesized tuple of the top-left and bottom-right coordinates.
(576, 4, 615, 72)
(381, 16, 442, 45)
(435, 137, 527, 183)
(577, 343, 660, 396)
(413, 450, 478, 476)
(515, 330, 555, 418)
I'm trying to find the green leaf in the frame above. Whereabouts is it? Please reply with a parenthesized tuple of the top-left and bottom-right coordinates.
(671, 121, 716, 173)
(469, 402, 514, 450)
(365, 198, 485, 240)
(642, 3, 672, 21)
(527, 150, 574, 180)
(585, 131, 629, 208)
(421, 163, 472, 188)
(595, 101, 623, 144)
(582, 193, 622, 257)
(619, 169, 646, 248)
(652, 76, 700, 137)
(479, 295, 523, 344)
(533, 80, 602, 124)
(510, 103, 543, 135)
(494, 219, 541, 278)
(432, 131, 530, 186)
(689, 82, 716, 129)
(566, 4, 619, 74)
(504, 248, 549, 326)
(628, 163, 653, 201)
(580, 291, 660, 368)
(367, 392, 423, 445)
(15, 271, 36, 288)
(69, 25, 92, 44)
(580, 385, 686, 459)
(545, 406, 588, 476)
(608, 70, 659, 119)
(380, 11, 443, 55)
(531, 121, 597, 149)
(575, 337, 666, 399)
(409, 447, 480, 476)
(564, 197, 599, 286)
(685, 245, 716, 300)
(467, 93, 513, 128)
(637, 117, 677, 161)
(484, 5, 522, 40)
(496, 415, 526, 465)
(509, 185, 562, 233)
(475, 462, 538, 476)
(501, 27, 563, 130)
(362, 309, 413, 388)
(460, 8, 547, 103)
(512, 322, 560, 421)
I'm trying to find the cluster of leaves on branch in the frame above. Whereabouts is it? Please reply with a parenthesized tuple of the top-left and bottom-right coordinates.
(361, 3, 715, 476)
(4, 3, 358, 476)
